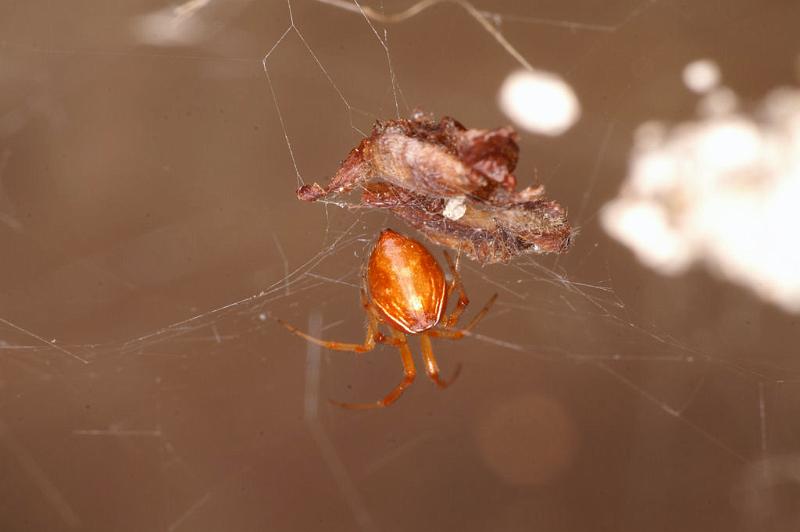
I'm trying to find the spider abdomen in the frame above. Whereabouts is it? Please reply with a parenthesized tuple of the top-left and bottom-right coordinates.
(367, 229, 447, 334)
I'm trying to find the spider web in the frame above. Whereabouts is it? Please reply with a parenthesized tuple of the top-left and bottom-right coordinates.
(1, 1, 799, 531)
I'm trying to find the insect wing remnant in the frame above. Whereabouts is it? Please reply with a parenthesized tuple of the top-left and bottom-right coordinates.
(297, 112, 573, 263)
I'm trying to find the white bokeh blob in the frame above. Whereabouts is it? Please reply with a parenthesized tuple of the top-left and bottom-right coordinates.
(683, 59, 721, 94)
(498, 69, 581, 136)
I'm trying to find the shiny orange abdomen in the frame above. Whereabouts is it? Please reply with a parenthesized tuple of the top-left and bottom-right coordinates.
(367, 229, 447, 333)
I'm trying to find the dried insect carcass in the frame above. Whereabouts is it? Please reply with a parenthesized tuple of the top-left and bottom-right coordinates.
(363, 183, 572, 264)
(297, 112, 573, 263)
(297, 112, 523, 202)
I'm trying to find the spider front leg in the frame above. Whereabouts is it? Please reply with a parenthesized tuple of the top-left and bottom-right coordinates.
(270, 291, 384, 353)
(430, 293, 498, 339)
(441, 250, 470, 328)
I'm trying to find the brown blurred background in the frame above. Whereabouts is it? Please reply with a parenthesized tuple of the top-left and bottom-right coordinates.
(1, 1, 799, 531)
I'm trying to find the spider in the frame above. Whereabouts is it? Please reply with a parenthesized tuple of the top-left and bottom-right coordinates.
(273, 228, 497, 409)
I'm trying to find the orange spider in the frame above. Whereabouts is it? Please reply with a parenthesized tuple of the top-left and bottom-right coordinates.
(273, 228, 497, 409)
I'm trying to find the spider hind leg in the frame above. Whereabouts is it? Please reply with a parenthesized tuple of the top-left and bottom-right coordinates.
(331, 330, 417, 409)
(420, 333, 461, 389)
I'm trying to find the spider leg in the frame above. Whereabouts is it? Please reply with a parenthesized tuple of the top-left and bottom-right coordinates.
(269, 305, 382, 353)
(331, 329, 416, 409)
(462, 292, 497, 330)
(358, 288, 370, 309)
(429, 293, 498, 340)
(441, 250, 470, 328)
(420, 333, 461, 389)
